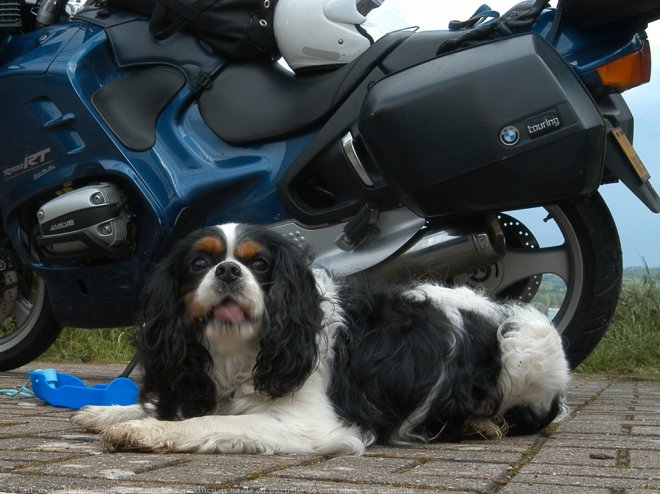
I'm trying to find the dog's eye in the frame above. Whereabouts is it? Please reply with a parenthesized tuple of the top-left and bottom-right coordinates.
(249, 258, 270, 273)
(190, 256, 211, 272)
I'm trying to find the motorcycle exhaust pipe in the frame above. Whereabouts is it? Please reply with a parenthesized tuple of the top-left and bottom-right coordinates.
(364, 215, 506, 283)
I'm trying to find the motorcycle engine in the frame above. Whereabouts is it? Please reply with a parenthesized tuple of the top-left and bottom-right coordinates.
(35, 183, 133, 260)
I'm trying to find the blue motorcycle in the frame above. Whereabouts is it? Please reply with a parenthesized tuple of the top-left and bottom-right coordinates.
(1, 0, 659, 370)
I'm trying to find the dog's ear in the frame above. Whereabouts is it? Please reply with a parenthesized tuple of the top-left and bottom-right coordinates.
(253, 236, 323, 399)
(137, 244, 216, 420)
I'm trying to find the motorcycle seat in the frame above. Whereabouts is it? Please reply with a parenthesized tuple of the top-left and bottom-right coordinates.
(198, 30, 413, 145)
(379, 30, 471, 73)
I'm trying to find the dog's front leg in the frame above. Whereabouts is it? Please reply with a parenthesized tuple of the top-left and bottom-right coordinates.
(99, 413, 364, 455)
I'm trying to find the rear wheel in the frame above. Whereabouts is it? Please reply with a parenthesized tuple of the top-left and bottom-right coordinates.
(455, 193, 622, 368)
(0, 238, 62, 371)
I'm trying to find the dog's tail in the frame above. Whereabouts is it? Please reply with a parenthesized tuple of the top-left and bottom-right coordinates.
(495, 305, 571, 435)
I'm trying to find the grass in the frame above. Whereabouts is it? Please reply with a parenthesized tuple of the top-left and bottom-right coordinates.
(37, 271, 660, 373)
(577, 269, 660, 374)
(40, 327, 135, 364)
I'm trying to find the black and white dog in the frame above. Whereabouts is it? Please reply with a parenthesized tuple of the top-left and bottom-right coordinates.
(71, 223, 570, 455)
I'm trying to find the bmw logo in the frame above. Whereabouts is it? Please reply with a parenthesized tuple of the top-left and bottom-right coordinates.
(499, 126, 520, 146)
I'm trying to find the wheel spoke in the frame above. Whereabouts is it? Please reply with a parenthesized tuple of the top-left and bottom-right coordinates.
(497, 245, 571, 290)
(11, 296, 33, 326)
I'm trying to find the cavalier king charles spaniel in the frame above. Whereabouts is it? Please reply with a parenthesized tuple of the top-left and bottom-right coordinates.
(71, 223, 570, 455)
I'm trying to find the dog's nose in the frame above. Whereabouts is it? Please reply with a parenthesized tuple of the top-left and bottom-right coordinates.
(216, 261, 242, 283)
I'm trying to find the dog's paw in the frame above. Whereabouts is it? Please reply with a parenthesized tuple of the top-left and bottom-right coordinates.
(70, 404, 147, 433)
(70, 405, 111, 432)
(100, 419, 173, 453)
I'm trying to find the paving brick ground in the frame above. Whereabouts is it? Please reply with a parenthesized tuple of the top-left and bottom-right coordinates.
(0, 363, 658, 493)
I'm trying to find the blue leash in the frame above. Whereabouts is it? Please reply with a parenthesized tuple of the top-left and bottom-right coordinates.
(0, 378, 35, 398)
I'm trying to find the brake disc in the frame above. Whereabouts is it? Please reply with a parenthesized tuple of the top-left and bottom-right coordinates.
(495, 213, 542, 303)
(0, 245, 19, 323)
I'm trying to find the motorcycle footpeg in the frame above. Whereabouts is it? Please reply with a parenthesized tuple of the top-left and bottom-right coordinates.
(335, 203, 380, 251)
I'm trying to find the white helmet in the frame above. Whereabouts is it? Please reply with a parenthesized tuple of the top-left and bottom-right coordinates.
(274, 0, 377, 71)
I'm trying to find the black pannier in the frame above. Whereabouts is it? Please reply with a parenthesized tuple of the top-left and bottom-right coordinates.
(358, 34, 606, 217)
(104, 0, 279, 60)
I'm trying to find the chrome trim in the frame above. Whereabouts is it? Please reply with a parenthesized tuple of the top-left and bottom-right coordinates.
(341, 132, 374, 187)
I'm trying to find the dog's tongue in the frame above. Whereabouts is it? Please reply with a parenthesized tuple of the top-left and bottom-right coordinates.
(214, 301, 246, 324)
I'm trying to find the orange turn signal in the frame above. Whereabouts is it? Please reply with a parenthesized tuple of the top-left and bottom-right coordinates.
(596, 40, 652, 91)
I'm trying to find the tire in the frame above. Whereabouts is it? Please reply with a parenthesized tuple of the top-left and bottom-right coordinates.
(457, 193, 623, 368)
(0, 238, 62, 371)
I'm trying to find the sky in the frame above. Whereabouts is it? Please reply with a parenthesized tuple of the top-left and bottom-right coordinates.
(368, 1, 660, 267)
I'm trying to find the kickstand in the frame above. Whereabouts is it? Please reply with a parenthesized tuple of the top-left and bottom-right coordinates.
(119, 352, 139, 378)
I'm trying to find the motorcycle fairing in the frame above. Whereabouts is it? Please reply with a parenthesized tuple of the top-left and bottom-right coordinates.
(0, 19, 314, 326)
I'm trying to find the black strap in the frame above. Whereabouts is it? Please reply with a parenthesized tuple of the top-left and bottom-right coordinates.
(119, 352, 139, 378)
(159, 0, 216, 20)
(149, 0, 217, 40)
(546, 0, 565, 46)
(448, 4, 500, 31)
